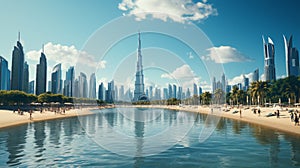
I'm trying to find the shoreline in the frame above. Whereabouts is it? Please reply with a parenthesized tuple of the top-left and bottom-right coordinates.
(0, 108, 95, 129)
(117, 105, 300, 136)
(1, 104, 300, 136)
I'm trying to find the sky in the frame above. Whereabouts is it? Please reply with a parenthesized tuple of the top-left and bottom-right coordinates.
(0, 0, 299, 92)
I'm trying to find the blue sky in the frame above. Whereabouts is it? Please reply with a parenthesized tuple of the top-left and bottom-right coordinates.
(0, 0, 299, 92)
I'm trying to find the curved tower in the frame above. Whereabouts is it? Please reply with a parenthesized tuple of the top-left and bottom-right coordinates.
(284, 35, 299, 77)
(36, 46, 47, 95)
(133, 32, 148, 102)
(263, 36, 276, 81)
(11, 32, 24, 91)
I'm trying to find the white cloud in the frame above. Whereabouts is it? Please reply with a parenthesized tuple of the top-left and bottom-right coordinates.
(228, 72, 253, 86)
(204, 46, 253, 64)
(161, 64, 197, 80)
(118, 0, 217, 23)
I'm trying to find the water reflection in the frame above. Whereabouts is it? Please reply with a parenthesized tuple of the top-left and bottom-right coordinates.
(0, 109, 300, 167)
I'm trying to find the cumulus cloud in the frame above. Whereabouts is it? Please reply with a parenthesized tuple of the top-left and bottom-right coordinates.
(203, 46, 253, 64)
(228, 72, 253, 86)
(26, 42, 106, 71)
(118, 0, 217, 23)
(161, 64, 197, 80)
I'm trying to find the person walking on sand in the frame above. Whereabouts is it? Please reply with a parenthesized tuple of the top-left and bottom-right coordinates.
(239, 109, 242, 118)
(295, 115, 299, 126)
(29, 110, 33, 120)
(258, 109, 261, 116)
(277, 110, 280, 118)
(291, 112, 294, 122)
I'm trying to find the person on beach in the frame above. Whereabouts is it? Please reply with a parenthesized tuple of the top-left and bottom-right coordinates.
(258, 109, 261, 116)
(295, 115, 299, 126)
(291, 112, 294, 122)
(29, 110, 33, 120)
(239, 109, 242, 118)
(277, 110, 280, 118)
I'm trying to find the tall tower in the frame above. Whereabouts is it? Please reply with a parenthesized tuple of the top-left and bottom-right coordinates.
(36, 47, 47, 95)
(51, 63, 62, 94)
(133, 32, 148, 102)
(284, 35, 299, 77)
(263, 36, 276, 81)
(89, 73, 96, 99)
(11, 32, 24, 91)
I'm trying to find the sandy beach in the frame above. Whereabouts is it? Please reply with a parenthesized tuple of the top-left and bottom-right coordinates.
(0, 108, 94, 129)
(144, 105, 300, 136)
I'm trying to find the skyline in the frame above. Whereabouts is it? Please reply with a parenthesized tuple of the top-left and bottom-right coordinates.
(0, 0, 300, 92)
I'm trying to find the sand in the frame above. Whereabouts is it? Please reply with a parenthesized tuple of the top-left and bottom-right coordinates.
(0, 108, 93, 129)
(145, 105, 300, 136)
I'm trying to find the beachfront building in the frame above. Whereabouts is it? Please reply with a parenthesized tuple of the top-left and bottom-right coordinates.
(51, 63, 62, 94)
(23, 61, 29, 93)
(284, 35, 299, 77)
(64, 66, 75, 97)
(105, 80, 114, 103)
(193, 83, 198, 96)
(36, 49, 47, 95)
(0, 56, 10, 90)
(89, 73, 96, 99)
(11, 32, 24, 91)
(242, 75, 249, 91)
(133, 32, 148, 102)
(263, 36, 276, 81)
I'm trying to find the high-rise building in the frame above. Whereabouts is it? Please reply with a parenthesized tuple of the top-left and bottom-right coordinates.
(98, 82, 104, 101)
(149, 86, 153, 100)
(263, 36, 276, 81)
(65, 66, 75, 97)
(114, 85, 118, 101)
(106, 80, 114, 103)
(11, 32, 24, 91)
(198, 86, 202, 95)
(253, 68, 259, 82)
(284, 35, 299, 77)
(186, 88, 191, 98)
(242, 75, 249, 91)
(74, 79, 79, 97)
(212, 77, 216, 93)
(51, 63, 62, 94)
(23, 61, 29, 93)
(36, 50, 47, 95)
(89, 73, 96, 99)
(193, 83, 198, 96)
(133, 32, 148, 102)
(0, 56, 10, 90)
(163, 88, 168, 100)
(173, 84, 177, 99)
(221, 73, 226, 92)
(79, 72, 88, 98)
(119, 85, 124, 101)
(168, 84, 172, 99)
(29, 80, 34, 94)
(47, 81, 51, 92)
(178, 86, 182, 100)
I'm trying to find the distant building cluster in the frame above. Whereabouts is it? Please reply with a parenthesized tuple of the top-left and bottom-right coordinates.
(0, 32, 298, 102)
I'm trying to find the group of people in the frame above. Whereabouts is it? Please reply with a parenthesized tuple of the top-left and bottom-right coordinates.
(291, 110, 300, 126)
(253, 108, 261, 116)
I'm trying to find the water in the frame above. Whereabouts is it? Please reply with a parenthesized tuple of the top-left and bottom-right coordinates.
(1, 108, 300, 167)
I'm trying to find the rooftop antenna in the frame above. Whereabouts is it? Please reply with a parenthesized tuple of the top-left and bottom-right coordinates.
(42, 44, 44, 53)
(18, 31, 20, 41)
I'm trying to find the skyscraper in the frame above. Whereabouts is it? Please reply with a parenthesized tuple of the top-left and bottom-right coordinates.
(11, 32, 24, 91)
(133, 32, 148, 102)
(193, 83, 198, 96)
(106, 80, 114, 103)
(178, 86, 182, 100)
(65, 66, 75, 97)
(173, 84, 177, 99)
(284, 35, 299, 77)
(51, 63, 62, 94)
(89, 73, 96, 99)
(98, 82, 104, 101)
(263, 36, 276, 81)
(0, 56, 10, 90)
(23, 61, 29, 93)
(29, 80, 34, 94)
(253, 68, 259, 82)
(79, 72, 88, 98)
(36, 49, 47, 95)
(168, 84, 172, 99)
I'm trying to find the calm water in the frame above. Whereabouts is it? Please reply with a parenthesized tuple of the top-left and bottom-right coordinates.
(1, 108, 300, 167)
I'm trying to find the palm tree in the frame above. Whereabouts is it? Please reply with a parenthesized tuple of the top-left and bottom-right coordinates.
(230, 85, 239, 105)
(214, 88, 224, 104)
(250, 81, 269, 106)
(201, 92, 212, 105)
